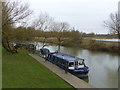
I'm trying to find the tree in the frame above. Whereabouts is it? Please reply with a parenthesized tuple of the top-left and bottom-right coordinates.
(11, 27, 35, 43)
(104, 13, 120, 39)
(50, 22, 70, 52)
(69, 27, 83, 45)
(2, 0, 33, 52)
(31, 13, 54, 47)
(31, 13, 53, 30)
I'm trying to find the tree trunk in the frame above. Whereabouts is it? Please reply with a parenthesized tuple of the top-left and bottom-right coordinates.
(117, 27, 120, 39)
(2, 39, 10, 52)
(118, 31, 120, 39)
(2, 31, 13, 52)
(58, 37, 61, 52)
(43, 37, 47, 46)
(118, 34, 120, 39)
(42, 37, 47, 48)
(5, 36, 12, 52)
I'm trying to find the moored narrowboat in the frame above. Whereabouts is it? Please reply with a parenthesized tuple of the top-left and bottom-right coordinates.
(44, 51, 89, 78)
(40, 48, 50, 58)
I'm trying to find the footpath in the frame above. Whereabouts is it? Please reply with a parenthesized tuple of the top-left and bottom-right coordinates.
(29, 54, 95, 88)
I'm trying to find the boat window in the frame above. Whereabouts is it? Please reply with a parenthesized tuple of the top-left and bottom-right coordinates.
(69, 62, 74, 67)
(79, 62, 82, 65)
(57, 58, 59, 62)
(63, 61, 67, 66)
(54, 57, 57, 62)
(48, 55, 50, 59)
(50, 55, 54, 61)
(61, 60, 66, 66)
(49, 55, 51, 59)
(79, 60, 83, 65)
(57, 58, 60, 63)
(54, 57, 58, 62)
(53, 56, 55, 61)
(60, 59, 62, 64)
(79, 59, 85, 66)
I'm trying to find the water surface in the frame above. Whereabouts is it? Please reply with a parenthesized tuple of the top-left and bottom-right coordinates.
(94, 39, 120, 42)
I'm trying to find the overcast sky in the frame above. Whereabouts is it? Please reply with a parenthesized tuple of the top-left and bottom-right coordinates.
(25, 0, 119, 34)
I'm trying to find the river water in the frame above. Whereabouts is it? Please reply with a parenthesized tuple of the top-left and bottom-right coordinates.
(35, 42, 119, 88)
(94, 39, 120, 42)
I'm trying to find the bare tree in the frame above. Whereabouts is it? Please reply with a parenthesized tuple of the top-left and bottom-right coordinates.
(31, 13, 53, 30)
(31, 13, 54, 47)
(2, 0, 33, 52)
(50, 22, 70, 52)
(2, 1, 32, 28)
(104, 13, 120, 39)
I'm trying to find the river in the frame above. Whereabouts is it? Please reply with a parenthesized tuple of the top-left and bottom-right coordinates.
(94, 39, 120, 42)
(35, 42, 119, 88)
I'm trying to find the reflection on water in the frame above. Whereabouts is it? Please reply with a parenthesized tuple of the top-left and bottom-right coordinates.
(35, 42, 118, 88)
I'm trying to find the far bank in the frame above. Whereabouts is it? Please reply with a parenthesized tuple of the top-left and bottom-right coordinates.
(35, 37, 120, 54)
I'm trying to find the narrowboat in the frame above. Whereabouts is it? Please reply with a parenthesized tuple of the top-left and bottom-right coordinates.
(40, 48, 89, 78)
(40, 48, 50, 58)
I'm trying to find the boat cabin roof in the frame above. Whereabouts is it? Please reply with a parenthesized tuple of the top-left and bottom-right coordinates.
(49, 52, 84, 62)
(40, 48, 50, 51)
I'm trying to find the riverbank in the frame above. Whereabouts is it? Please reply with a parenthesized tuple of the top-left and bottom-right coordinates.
(2, 48, 74, 88)
(36, 38, 120, 54)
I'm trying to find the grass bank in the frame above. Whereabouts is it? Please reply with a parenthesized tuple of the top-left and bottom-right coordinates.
(2, 48, 74, 88)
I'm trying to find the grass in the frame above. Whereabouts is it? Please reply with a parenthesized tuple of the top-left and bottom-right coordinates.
(2, 48, 74, 88)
